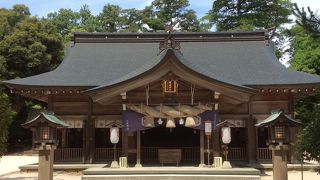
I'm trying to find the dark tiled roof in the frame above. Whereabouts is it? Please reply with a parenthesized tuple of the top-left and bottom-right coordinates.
(255, 109, 301, 127)
(22, 110, 69, 128)
(4, 32, 320, 89)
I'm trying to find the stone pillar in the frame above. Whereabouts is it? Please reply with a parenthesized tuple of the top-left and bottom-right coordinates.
(135, 131, 142, 167)
(271, 145, 289, 180)
(199, 130, 205, 167)
(38, 145, 55, 180)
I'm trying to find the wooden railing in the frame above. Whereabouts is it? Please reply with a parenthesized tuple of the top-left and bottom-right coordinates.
(54, 148, 82, 162)
(257, 147, 272, 160)
(228, 147, 246, 160)
(141, 147, 200, 164)
(94, 148, 121, 162)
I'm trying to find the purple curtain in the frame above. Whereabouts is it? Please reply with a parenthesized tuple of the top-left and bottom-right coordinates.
(196, 110, 219, 131)
(122, 111, 145, 132)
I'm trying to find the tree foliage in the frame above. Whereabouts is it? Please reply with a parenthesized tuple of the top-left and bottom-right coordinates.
(0, 17, 64, 79)
(291, 5, 320, 167)
(0, 4, 64, 153)
(207, 0, 292, 31)
(143, 0, 200, 31)
(0, 90, 15, 157)
(293, 3, 320, 37)
(294, 94, 320, 164)
(44, 0, 203, 41)
(289, 26, 320, 74)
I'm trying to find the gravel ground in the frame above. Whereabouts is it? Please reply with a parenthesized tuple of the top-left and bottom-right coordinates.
(0, 171, 82, 180)
(261, 170, 319, 180)
(0, 155, 38, 176)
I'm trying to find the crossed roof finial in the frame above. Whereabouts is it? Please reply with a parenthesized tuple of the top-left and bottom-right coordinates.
(158, 23, 181, 55)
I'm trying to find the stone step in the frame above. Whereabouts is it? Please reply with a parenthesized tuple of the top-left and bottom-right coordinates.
(82, 174, 261, 180)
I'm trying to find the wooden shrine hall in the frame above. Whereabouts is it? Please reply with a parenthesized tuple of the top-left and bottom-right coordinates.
(4, 30, 320, 166)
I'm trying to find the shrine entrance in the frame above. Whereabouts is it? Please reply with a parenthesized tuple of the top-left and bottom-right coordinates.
(141, 125, 200, 165)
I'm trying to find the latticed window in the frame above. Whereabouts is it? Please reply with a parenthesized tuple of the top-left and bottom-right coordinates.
(275, 126, 285, 139)
(39, 126, 50, 140)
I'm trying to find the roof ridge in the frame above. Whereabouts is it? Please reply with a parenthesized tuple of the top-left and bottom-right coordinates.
(72, 31, 268, 44)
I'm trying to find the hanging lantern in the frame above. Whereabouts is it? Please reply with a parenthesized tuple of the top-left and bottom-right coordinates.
(166, 119, 176, 128)
(179, 118, 184, 125)
(185, 116, 196, 127)
(110, 127, 120, 144)
(142, 116, 155, 128)
(157, 118, 163, 125)
(221, 127, 231, 144)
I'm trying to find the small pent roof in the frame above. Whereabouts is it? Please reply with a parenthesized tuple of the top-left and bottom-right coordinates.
(22, 110, 69, 128)
(255, 109, 301, 127)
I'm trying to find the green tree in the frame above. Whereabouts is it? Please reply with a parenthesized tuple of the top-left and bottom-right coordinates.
(291, 6, 320, 166)
(0, 17, 64, 79)
(97, 4, 123, 32)
(293, 3, 320, 37)
(0, 4, 30, 40)
(207, 0, 292, 31)
(290, 26, 320, 74)
(142, 0, 200, 31)
(78, 5, 97, 32)
(295, 94, 320, 164)
(0, 90, 15, 157)
(46, 8, 79, 37)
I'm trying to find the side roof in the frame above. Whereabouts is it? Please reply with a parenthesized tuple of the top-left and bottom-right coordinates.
(4, 31, 320, 90)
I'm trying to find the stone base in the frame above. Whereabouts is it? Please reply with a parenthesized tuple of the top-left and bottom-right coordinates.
(110, 161, 119, 168)
(82, 167, 260, 180)
(134, 163, 142, 168)
(82, 174, 260, 180)
(198, 164, 206, 168)
(222, 161, 232, 169)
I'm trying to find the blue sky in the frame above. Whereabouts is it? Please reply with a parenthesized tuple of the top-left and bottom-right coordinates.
(1, 0, 319, 19)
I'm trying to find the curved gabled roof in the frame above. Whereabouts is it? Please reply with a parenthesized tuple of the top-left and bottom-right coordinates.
(4, 32, 320, 91)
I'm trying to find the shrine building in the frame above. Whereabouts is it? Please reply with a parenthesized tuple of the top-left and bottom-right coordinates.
(4, 30, 320, 166)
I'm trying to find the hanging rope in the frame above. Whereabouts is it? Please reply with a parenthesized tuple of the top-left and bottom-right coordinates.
(145, 85, 150, 105)
(191, 84, 195, 105)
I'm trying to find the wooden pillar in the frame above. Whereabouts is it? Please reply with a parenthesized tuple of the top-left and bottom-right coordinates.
(47, 94, 53, 111)
(247, 115, 257, 163)
(38, 145, 55, 180)
(61, 129, 66, 148)
(135, 131, 142, 167)
(121, 92, 128, 157)
(247, 99, 257, 163)
(213, 128, 220, 157)
(199, 130, 205, 167)
(271, 145, 289, 180)
(213, 91, 221, 158)
(122, 131, 128, 157)
(288, 94, 299, 163)
(84, 98, 95, 163)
